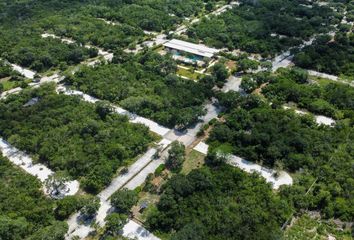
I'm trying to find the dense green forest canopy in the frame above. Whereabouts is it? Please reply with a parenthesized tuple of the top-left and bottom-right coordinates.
(187, 0, 337, 56)
(0, 0, 353, 238)
(147, 165, 291, 240)
(0, 0, 219, 73)
(85, 4, 177, 32)
(262, 68, 354, 119)
(0, 1, 99, 72)
(293, 32, 354, 79)
(36, 15, 144, 50)
(0, 0, 216, 29)
(0, 28, 97, 72)
(210, 89, 353, 220)
(239, 68, 354, 119)
(0, 84, 155, 193)
(0, 0, 90, 24)
(66, 51, 213, 128)
(83, 0, 218, 32)
(0, 156, 68, 240)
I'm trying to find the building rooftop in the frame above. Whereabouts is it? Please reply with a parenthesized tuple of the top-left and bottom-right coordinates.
(163, 39, 219, 58)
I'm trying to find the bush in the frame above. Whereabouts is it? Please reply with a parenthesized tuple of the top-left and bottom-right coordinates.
(80, 196, 100, 219)
(154, 164, 166, 176)
(165, 141, 185, 172)
(55, 196, 82, 220)
(104, 213, 128, 236)
(110, 189, 138, 214)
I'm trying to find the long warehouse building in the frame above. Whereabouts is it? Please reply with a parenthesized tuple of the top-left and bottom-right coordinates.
(163, 39, 219, 59)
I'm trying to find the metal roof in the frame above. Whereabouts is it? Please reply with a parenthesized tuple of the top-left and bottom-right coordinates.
(163, 39, 219, 58)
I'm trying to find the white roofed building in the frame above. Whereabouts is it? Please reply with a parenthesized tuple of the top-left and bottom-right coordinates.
(163, 39, 219, 65)
(164, 39, 219, 58)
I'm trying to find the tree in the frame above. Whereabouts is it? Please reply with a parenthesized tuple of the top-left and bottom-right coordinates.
(45, 173, 69, 199)
(147, 166, 289, 239)
(205, 2, 214, 12)
(0, 156, 59, 239)
(95, 101, 113, 119)
(238, 58, 259, 73)
(105, 213, 128, 236)
(288, 68, 309, 84)
(212, 63, 229, 86)
(260, 61, 272, 71)
(0, 86, 154, 194)
(55, 196, 87, 220)
(216, 91, 242, 111)
(175, 106, 205, 129)
(80, 196, 100, 219)
(240, 76, 257, 93)
(165, 141, 185, 172)
(158, 55, 177, 76)
(68, 49, 84, 64)
(0, 216, 28, 240)
(110, 189, 138, 214)
(171, 222, 206, 240)
(27, 221, 68, 240)
(112, 49, 132, 64)
(205, 151, 228, 167)
(273, 160, 284, 178)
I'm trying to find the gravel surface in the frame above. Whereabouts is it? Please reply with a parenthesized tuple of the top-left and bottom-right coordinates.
(0, 138, 79, 195)
(11, 63, 36, 79)
(193, 141, 293, 189)
(123, 220, 160, 240)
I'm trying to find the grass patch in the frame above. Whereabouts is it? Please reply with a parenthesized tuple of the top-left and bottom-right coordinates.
(225, 60, 237, 72)
(177, 67, 204, 81)
(338, 74, 354, 83)
(311, 75, 353, 87)
(310, 76, 337, 87)
(152, 45, 164, 52)
(0, 77, 32, 91)
(284, 214, 352, 240)
(182, 149, 205, 174)
(133, 192, 160, 223)
(1, 78, 17, 90)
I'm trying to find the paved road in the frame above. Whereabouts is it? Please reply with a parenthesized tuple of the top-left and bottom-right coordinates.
(164, 102, 221, 146)
(271, 31, 336, 73)
(62, 87, 221, 239)
(66, 139, 171, 239)
(1, 3, 301, 238)
(62, 86, 221, 239)
(272, 51, 293, 72)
